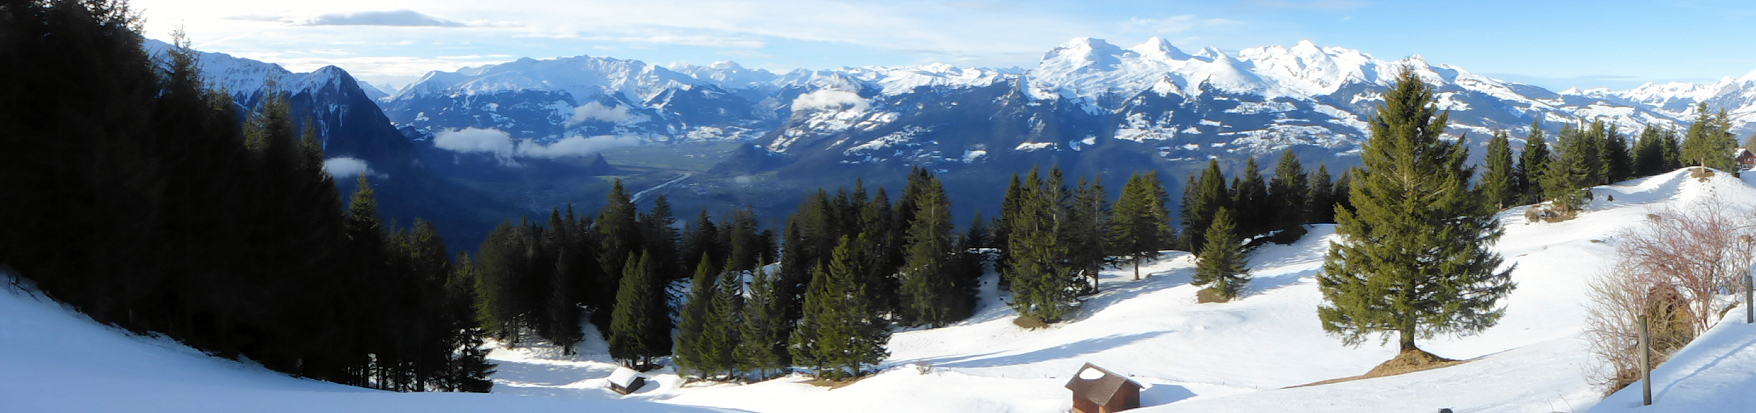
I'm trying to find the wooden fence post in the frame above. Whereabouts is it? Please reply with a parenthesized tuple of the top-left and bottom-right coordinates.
(1640, 314, 1652, 406)
(1745, 274, 1752, 324)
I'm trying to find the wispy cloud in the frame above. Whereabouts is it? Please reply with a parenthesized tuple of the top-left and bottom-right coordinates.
(297, 10, 467, 27)
(1246, 0, 1367, 9)
(1124, 15, 1241, 35)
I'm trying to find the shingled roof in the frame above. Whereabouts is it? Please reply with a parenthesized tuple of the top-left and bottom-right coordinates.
(1064, 362, 1142, 406)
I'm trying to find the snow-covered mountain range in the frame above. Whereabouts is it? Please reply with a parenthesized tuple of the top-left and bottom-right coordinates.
(375, 37, 1756, 183)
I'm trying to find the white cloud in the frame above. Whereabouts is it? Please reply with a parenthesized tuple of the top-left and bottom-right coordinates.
(568, 102, 639, 126)
(790, 90, 871, 112)
(517, 135, 640, 158)
(322, 157, 386, 179)
(435, 127, 637, 164)
(296, 10, 466, 27)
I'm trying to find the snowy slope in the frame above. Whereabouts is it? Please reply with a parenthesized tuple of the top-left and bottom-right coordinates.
(12, 168, 1756, 412)
(0, 278, 740, 413)
(1588, 316, 1756, 412)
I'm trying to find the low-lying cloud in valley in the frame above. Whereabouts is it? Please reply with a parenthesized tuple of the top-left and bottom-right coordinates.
(322, 157, 386, 179)
(568, 102, 641, 126)
(434, 127, 639, 165)
(790, 90, 871, 112)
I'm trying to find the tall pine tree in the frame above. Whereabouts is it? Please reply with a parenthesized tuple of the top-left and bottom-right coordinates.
(1193, 208, 1250, 303)
(1181, 160, 1231, 254)
(1518, 120, 1551, 204)
(1318, 68, 1516, 353)
(1480, 130, 1519, 210)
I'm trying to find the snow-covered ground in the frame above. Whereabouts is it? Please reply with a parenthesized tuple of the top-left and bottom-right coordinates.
(8, 167, 1756, 412)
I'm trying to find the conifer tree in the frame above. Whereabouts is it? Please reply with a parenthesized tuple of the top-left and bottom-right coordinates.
(1308, 165, 1336, 224)
(1231, 156, 1270, 237)
(701, 263, 744, 378)
(1480, 130, 1519, 210)
(681, 209, 725, 277)
(1006, 167, 1078, 323)
(1542, 124, 1597, 212)
(1067, 176, 1110, 293)
(899, 173, 956, 326)
(1634, 127, 1668, 177)
(1193, 208, 1250, 302)
(595, 180, 641, 329)
(737, 267, 789, 380)
(1603, 123, 1634, 183)
(994, 174, 1023, 272)
(1518, 120, 1551, 204)
(1111, 173, 1165, 280)
(1682, 103, 1737, 170)
(790, 235, 888, 380)
(1181, 160, 1231, 254)
(1318, 68, 1516, 353)
(674, 255, 717, 378)
(1267, 149, 1309, 232)
(609, 252, 668, 369)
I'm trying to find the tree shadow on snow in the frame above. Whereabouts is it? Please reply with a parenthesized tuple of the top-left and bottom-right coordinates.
(894, 331, 1171, 370)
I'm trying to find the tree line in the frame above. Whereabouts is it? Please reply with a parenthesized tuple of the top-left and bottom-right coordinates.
(0, 0, 490, 392)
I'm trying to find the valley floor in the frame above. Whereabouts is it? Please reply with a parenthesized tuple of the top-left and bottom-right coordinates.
(9, 168, 1756, 412)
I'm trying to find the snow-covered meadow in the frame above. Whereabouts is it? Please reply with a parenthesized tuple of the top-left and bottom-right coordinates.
(8, 168, 1756, 412)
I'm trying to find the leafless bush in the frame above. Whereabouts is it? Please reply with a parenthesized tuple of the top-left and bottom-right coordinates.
(1616, 200, 1756, 332)
(1583, 198, 1756, 393)
(1583, 262, 1697, 394)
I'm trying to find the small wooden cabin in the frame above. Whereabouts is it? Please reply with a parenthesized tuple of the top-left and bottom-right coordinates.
(1064, 363, 1142, 413)
(607, 367, 648, 395)
(1736, 148, 1756, 170)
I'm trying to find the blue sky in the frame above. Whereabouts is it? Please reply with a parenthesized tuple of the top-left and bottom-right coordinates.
(130, 0, 1756, 91)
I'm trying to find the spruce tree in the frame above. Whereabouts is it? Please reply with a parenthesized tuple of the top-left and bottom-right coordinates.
(1682, 103, 1737, 170)
(1634, 127, 1668, 177)
(1231, 156, 1270, 237)
(1308, 165, 1336, 224)
(1542, 124, 1597, 212)
(701, 263, 744, 378)
(674, 255, 717, 378)
(737, 267, 789, 380)
(595, 180, 641, 330)
(790, 235, 888, 380)
(1318, 68, 1516, 353)
(1006, 167, 1078, 323)
(609, 252, 668, 369)
(1193, 208, 1250, 302)
(1181, 160, 1231, 254)
(1480, 130, 1519, 210)
(1067, 176, 1110, 293)
(1267, 149, 1309, 232)
(1111, 173, 1164, 280)
(1518, 120, 1551, 204)
(1603, 123, 1633, 183)
(899, 173, 956, 326)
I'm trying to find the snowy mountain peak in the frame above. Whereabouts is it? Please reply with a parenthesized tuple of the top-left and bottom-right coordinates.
(1044, 37, 1127, 71)
(1130, 37, 1190, 61)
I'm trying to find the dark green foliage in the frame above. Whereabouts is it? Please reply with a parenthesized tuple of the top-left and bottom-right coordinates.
(899, 171, 964, 326)
(681, 209, 726, 277)
(1193, 208, 1250, 302)
(1518, 120, 1551, 204)
(609, 252, 670, 369)
(1633, 126, 1684, 177)
(736, 267, 790, 379)
(1308, 165, 1336, 224)
(1542, 123, 1599, 212)
(790, 235, 889, 380)
(1480, 130, 1520, 210)
(1112, 172, 1169, 280)
(1231, 156, 1271, 237)
(1603, 124, 1634, 183)
(700, 263, 745, 378)
(1318, 68, 1516, 352)
(1181, 160, 1231, 255)
(0, 3, 486, 390)
(1066, 177, 1111, 293)
(1682, 103, 1738, 170)
(595, 180, 641, 329)
(1005, 167, 1079, 323)
(1267, 149, 1309, 232)
(674, 256, 717, 378)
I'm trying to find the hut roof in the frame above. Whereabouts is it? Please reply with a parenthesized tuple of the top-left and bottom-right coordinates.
(1064, 362, 1142, 405)
(608, 367, 642, 388)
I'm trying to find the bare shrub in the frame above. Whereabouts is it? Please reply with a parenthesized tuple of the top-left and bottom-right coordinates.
(1583, 198, 1756, 393)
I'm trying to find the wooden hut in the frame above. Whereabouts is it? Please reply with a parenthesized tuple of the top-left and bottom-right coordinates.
(606, 367, 648, 395)
(1736, 148, 1756, 170)
(1064, 363, 1142, 413)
